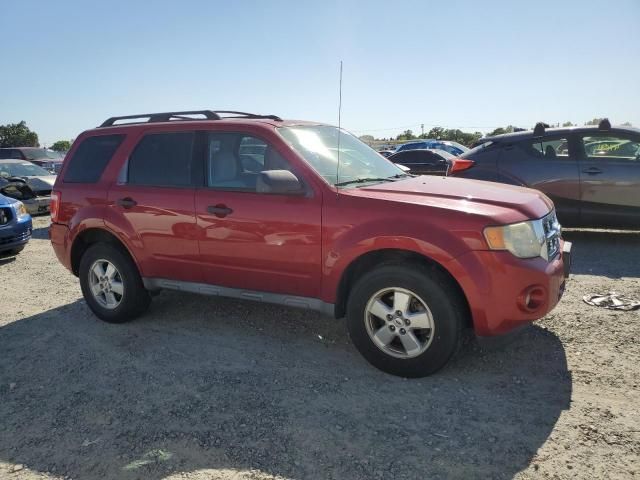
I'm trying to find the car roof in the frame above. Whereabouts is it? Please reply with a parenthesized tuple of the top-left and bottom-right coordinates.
(481, 125, 640, 143)
(0, 147, 42, 150)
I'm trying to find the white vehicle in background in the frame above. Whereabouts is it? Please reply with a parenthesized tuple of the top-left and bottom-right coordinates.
(0, 160, 56, 215)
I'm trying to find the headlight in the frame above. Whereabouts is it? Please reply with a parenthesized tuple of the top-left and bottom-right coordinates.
(13, 201, 29, 219)
(484, 219, 546, 259)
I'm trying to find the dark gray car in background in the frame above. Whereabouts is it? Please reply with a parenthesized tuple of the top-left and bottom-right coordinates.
(450, 120, 640, 229)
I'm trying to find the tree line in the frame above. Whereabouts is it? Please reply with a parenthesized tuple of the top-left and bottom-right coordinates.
(360, 118, 634, 147)
(1, 118, 634, 152)
(0, 121, 72, 151)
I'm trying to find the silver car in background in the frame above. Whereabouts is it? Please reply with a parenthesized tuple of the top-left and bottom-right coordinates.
(0, 160, 56, 215)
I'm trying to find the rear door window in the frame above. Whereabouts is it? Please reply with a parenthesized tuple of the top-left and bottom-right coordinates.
(63, 134, 125, 183)
(519, 137, 571, 160)
(128, 132, 195, 186)
(392, 151, 420, 165)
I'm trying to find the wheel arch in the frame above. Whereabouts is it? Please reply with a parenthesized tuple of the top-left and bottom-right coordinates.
(334, 248, 471, 327)
(70, 228, 138, 277)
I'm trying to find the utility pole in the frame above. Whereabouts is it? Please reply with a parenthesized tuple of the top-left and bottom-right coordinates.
(421, 124, 424, 137)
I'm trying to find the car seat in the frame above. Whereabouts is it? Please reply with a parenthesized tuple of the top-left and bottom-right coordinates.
(544, 145, 557, 159)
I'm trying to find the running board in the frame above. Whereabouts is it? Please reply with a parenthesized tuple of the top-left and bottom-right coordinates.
(143, 277, 334, 316)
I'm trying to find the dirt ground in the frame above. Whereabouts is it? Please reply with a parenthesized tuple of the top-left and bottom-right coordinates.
(1, 215, 639, 480)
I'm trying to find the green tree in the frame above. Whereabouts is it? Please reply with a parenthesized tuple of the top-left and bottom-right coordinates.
(423, 127, 444, 139)
(358, 135, 375, 145)
(396, 129, 416, 141)
(621, 121, 633, 127)
(584, 118, 604, 126)
(417, 126, 481, 146)
(562, 121, 575, 127)
(51, 140, 72, 152)
(0, 121, 39, 148)
(487, 125, 516, 137)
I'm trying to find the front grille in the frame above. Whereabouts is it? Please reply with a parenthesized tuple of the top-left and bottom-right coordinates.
(0, 229, 31, 245)
(0, 207, 12, 225)
(542, 210, 561, 260)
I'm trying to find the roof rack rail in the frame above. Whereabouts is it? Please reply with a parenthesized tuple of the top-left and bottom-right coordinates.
(598, 118, 611, 131)
(533, 122, 550, 137)
(513, 127, 526, 132)
(99, 110, 282, 128)
(213, 111, 283, 122)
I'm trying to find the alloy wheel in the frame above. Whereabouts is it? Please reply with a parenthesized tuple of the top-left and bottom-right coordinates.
(364, 287, 435, 359)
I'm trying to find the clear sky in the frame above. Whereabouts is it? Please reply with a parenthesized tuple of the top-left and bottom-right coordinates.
(1, 0, 639, 145)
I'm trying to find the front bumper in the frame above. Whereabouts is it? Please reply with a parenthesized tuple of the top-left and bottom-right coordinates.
(24, 196, 51, 215)
(446, 240, 571, 337)
(0, 217, 32, 252)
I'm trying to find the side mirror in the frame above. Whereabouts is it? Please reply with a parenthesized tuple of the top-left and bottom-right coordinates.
(257, 170, 305, 195)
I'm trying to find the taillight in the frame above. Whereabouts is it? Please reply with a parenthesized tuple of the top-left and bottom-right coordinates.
(50, 191, 60, 222)
(448, 158, 475, 175)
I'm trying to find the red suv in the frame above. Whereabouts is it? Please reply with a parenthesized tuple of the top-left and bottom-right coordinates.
(50, 110, 571, 377)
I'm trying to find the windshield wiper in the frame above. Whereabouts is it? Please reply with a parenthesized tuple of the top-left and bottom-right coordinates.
(335, 177, 397, 187)
(387, 173, 414, 179)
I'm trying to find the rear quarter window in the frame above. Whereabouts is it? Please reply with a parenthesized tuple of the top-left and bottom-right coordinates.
(63, 134, 125, 183)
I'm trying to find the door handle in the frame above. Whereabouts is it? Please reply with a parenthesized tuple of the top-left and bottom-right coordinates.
(116, 197, 137, 209)
(582, 167, 603, 175)
(207, 204, 233, 218)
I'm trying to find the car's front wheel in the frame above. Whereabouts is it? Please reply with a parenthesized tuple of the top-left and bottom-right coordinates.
(346, 264, 465, 377)
(79, 243, 151, 323)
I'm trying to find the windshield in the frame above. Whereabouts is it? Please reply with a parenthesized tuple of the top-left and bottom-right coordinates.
(22, 149, 61, 160)
(0, 161, 52, 177)
(278, 125, 405, 187)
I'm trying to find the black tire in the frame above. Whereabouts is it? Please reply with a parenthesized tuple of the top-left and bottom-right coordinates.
(79, 242, 151, 323)
(0, 246, 25, 257)
(346, 263, 465, 378)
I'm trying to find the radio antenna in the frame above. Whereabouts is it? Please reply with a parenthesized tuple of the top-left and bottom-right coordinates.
(336, 61, 343, 192)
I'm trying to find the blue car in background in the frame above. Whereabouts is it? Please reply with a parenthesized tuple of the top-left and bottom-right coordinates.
(395, 140, 470, 156)
(0, 193, 32, 256)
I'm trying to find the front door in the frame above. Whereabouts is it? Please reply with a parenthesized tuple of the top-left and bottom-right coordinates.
(195, 130, 322, 298)
(576, 132, 640, 228)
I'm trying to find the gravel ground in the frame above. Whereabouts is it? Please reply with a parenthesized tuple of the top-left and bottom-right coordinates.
(1, 216, 639, 480)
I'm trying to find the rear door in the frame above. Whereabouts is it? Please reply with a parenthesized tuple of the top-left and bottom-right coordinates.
(195, 129, 322, 298)
(499, 134, 581, 225)
(575, 132, 640, 228)
(107, 130, 202, 283)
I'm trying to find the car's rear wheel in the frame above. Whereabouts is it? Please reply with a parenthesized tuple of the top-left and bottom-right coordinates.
(346, 264, 464, 377)
(79, 243, 151, 323)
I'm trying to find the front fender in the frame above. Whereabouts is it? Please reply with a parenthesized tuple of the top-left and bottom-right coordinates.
(320, 217, 474, 302)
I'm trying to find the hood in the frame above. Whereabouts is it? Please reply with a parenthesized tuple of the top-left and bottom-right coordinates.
(0, 193, 16, 207)
(344, 176, 554, 223)
(24, 175, 56, 192)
